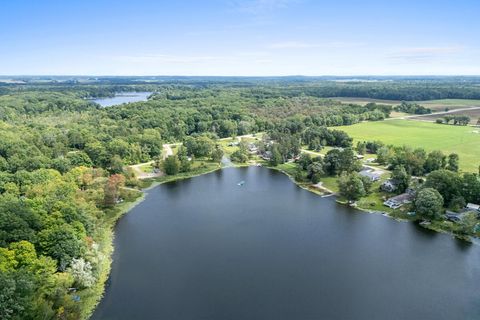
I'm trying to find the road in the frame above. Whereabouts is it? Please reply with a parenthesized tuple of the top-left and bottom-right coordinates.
(387, 106, 480, 121)
(128, 143, 177, 180)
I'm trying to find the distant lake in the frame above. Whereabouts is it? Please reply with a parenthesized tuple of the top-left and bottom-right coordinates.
(91, 92, 151, 107)
(92, 167, 480, 320)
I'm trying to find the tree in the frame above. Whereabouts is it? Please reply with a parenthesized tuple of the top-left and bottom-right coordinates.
(461, 173, 480, 204)
(449, 196, 466, 212)
(356, 141, 367, 155)
(108, 155, 124, 174)
(446, 153, 459, 172)
(337, 148, 361, 174)
(297, 153, 312, 170)
(376, 146, 391, 165)
(162, 155, 180, 175)
(424, 150, 446, 173)
(391, 165, 410, 193)
(414, 188, 444, 220)
(338, 172, 368, 201)
(38, 224, 86, 270)
(230, 149, 249, 163)
(184, 136, 214, 158)
(103, 174, 125, 206)
(69, 258, 96, 288)
(424, 169, 461, 206)
(307, 161, 324, 184)
(269, 144, 283, 166)
(211, 146, 224, 163)
(178, 149, 192, 173)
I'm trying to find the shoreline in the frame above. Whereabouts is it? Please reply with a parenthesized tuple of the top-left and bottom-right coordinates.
(86, 162, 474, 318)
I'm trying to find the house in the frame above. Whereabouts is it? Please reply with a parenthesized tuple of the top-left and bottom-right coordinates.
(445, 211, 461, 222)
(247, 143, 258, 153)
(359, 169, 383, 182)
(261, 150, 272, 160)
(380, 179, 397, 192)
(466, 203, 480, 212)
(383, 192, 414, 209)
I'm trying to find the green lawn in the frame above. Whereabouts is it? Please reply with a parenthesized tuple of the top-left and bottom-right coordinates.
(338, 120, 480, 172)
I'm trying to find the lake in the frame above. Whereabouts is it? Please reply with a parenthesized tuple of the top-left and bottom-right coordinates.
(92, 92, 151, 107)
(92, 167, 480, 320)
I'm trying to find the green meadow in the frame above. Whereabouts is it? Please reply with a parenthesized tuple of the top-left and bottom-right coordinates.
(338, 120, 480, 172)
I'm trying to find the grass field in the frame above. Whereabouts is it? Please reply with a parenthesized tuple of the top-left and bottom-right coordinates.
(337, 120, 480, 172)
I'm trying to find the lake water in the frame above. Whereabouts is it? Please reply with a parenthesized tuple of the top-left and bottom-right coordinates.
(92, 92, 151, 107)
(92, 167, 480, 320)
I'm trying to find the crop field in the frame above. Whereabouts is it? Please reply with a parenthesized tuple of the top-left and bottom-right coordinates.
(333, 97, 480, 111)
(410, 108, 480, 124)
(332, 97, 401, 105)
(337, 119, 480, 172)
(417, 99, 480, 111)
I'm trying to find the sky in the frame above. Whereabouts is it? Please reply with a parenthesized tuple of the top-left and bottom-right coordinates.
(0, 0, 479, 76)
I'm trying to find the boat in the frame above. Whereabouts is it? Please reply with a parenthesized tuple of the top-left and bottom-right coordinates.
(237, 181, 245, 186)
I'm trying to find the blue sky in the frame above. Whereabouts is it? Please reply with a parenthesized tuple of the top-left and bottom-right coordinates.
(1, 0, 479, 75)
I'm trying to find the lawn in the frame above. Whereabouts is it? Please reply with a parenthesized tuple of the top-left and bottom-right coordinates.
(337, 119, 480, 172)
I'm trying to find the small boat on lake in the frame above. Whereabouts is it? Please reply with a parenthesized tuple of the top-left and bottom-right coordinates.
(237, 181, 245, 186)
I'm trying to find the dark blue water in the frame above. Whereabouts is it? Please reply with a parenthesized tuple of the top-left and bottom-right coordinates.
(92, 92, 151, 107)
(92, 167, 480, 320)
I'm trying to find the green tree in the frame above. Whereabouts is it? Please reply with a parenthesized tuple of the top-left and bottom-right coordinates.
(424, 169, 462, 206)
(338, 172, 367, 201)
(307, 161, 324, 184)
(424, 150, 446, 173)
(162, 155, 180, 175)
(38, 224, 86, 270)
(414, 188, 444, 220)
(269, 145, 283, 166)
(391, 165, 410, 193)
(446, 153, 459, 172)
(211, 146, 224, 163)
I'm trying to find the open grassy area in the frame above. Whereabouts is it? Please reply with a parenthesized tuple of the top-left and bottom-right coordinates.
(337, 119, 480, 172)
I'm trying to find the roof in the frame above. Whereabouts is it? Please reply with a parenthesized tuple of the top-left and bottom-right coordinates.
(389, 192, 414, 204)
(467, 203, 480, 211)
(359, 169, 382, 180)
(382, 179, 397, 186)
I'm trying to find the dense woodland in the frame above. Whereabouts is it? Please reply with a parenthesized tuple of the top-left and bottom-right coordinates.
(1, 77, 480, 319)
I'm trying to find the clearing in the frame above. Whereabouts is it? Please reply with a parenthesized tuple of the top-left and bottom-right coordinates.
(337, 120, 480, 172)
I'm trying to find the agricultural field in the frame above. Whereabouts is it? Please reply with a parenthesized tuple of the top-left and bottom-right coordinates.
(416, 99, 480, 111)
(338, 119, 480, 172)
(332, 97, 401, 105)
(410, 108, 480, 124)
(333, 97, 480, 112)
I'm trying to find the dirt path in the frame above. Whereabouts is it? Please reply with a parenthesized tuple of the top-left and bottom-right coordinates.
(128, 143, 178, 180)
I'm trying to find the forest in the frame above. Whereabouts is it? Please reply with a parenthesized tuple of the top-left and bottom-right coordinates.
(1, 77, 480, 319)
